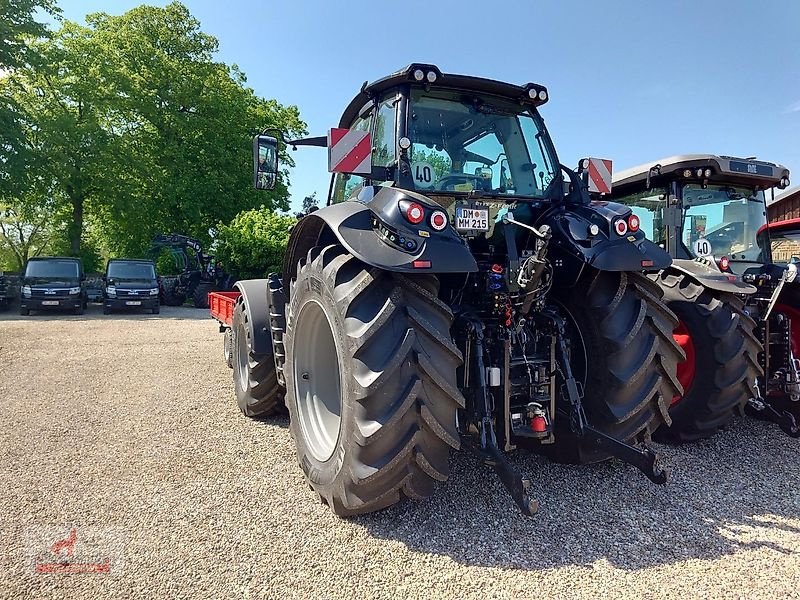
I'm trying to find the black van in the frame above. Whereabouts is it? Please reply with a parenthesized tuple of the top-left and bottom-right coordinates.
(103, 259, 160, 314)
(20, 257, 86, 315)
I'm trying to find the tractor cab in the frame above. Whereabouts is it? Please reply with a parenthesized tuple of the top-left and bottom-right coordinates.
(611, 155, 791, 275)
(254, 64, 580, 239)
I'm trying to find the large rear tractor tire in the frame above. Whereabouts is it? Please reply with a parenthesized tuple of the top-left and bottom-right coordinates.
(284, 245, 464, 516)
(232, 298, 282, 417)
(547, 270, 684, 464)
(192, 282, 213, 309)
(654, 271, 762, 442)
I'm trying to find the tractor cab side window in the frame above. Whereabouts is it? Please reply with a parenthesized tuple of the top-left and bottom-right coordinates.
(613, 187, 667, 244)
(373, 95, 398, 168)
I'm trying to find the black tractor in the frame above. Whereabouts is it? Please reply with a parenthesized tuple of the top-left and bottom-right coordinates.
(611, 155, 795, 439)
(229, 64, 683, 515)
(149, 233, 234, 308)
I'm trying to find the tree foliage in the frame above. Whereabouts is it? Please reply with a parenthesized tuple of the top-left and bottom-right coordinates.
(214, 208, 295, 279)
(0, 1, 305, 270)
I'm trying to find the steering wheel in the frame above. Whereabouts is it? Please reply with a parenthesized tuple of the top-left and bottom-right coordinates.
(435, 173, 486, 192)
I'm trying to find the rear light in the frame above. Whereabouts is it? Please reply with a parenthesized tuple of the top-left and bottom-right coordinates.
(400, 201, 425, 225)
(641, 260, 654, 267)
(412, 260, 431, 269)
(718, 256, 730, 271)
(430, 210, 448, 231)
(614, 219, 628, 236)
(628, 214, 640, 232)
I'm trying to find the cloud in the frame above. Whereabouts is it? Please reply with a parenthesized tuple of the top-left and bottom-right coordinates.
(785, 100, 800, 113)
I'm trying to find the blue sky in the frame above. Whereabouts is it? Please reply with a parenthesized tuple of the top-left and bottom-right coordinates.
(53, 0, 800, 212)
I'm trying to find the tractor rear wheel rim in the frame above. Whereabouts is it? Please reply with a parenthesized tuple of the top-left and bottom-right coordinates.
(236, 324, 250, 392)
(293, 299, 342, 462)
(672, 320, 696, 406)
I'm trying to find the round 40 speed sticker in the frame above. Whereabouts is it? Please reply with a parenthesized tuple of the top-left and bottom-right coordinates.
(693, 237, 713, 257)
(411, 161, 436, 189)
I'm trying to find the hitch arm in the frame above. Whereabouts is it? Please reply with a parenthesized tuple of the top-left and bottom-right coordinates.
(547, 309, 669, 484)
(460, 316, 539, 515)
(748, 398, 800, 438)
(581, 426, 668, 484)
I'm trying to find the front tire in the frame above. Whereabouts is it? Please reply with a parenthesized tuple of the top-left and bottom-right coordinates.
(654, 271, 761, 442)
(193, 282, 213, 309)
(232, 297, 282, 417)
(548, 270, 683, 463)
(284, 245, 464, 516)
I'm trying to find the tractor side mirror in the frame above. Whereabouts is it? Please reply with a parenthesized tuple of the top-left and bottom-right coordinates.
(253, 135, 279, 190)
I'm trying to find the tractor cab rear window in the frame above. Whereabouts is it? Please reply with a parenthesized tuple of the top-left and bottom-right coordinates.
(25, 260, 80, 279)
(107, 262, 156, 280)
(406, 89, 559, 200)
(681, 184, 766, 263)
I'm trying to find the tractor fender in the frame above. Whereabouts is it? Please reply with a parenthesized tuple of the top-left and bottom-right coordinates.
(233, 279, 272, 354)
(667, 259, 756, 295)
(537, 201, 672, 287)
(283, 191, 477, 282)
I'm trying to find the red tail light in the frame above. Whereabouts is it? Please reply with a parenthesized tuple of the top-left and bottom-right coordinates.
(400, 201, 425, 225)
(430, 210, 448, 231)
(628, 214, 640, 232)
(718, 256, 730, 271)
(614, 219, 628, 236)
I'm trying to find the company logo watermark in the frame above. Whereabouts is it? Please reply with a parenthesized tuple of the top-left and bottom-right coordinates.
(24, 526, 126, 575)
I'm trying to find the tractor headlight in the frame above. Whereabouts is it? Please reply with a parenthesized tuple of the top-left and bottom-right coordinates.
(69, 287, 81, 295)
(106, 285, 116, 297)
(22, 285, 31, 298)
(150, 288, 159, 295)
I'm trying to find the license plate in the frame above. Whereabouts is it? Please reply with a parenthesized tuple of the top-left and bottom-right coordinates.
(125, 301, 141, 306)
(41, 300, 59, 306)
(455, 207, 489, 231)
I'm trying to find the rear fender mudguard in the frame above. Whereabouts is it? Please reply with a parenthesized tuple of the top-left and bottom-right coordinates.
(540, 201, 672, 287)
(283, 192, 477, 282)
(668, 259, 756, 295)
(233, 279, 271, 354)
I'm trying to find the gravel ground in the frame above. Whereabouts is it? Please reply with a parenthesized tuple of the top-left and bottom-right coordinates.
(1, 304, 799, 599)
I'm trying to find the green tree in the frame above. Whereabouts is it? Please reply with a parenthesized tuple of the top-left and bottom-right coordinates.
(302, 192, 318, 213)
(1, 2, 306, 263)
(214, 208, 295, 279)
(0, 0, 60, 70)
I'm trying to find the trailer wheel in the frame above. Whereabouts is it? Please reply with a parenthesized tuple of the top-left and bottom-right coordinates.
(232, 298, 282, 417)
(284, 245, 464, 516)
(547, 270, 683, 463)
(193, 282, 213, 309)
(223, 328, 233, 369)
(655, 271, 761, 442)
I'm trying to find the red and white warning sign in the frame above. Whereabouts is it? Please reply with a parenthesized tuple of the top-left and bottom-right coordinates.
(587, 158, 613, 195)
(328, 128, 372, 174)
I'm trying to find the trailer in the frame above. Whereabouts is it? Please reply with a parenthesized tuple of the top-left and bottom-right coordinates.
(210, 291, 241, 368)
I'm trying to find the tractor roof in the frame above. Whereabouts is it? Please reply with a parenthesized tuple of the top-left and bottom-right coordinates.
(338, 63, 549, 128)
(613, 154, 790, 191)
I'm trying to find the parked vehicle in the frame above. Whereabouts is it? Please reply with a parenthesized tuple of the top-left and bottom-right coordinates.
(611, 155, 794, 438)
(214, 65, 684, 516)
(150, 233, 235, 308)
(19, 257, 87, 315)
(103, 259, 160, 315)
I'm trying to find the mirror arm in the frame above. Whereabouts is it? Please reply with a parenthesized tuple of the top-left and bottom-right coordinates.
(286, 135, 328, 149)
(260, 128, 327, 150)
